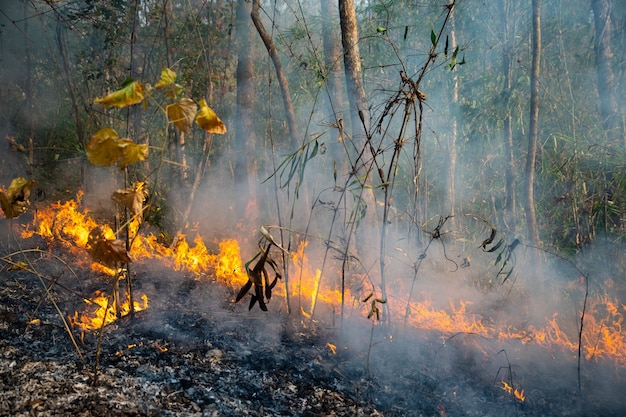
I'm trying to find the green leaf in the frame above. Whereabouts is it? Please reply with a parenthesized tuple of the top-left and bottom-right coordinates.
(431, 30, 436, 46)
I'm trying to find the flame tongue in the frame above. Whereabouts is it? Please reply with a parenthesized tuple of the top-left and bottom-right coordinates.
(501, 380, 526, 402)
(71, 291, 149, 331)
(21, 194, 626, 368)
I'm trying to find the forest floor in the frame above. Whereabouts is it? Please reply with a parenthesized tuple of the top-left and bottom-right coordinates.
(0, 220, 625, 417)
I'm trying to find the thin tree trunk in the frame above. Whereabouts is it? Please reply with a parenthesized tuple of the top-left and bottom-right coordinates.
(23, 1, 34, 173)
(445, 10, 458, 229)
(235, 0, 258, 219)
(250, 0, 299, 149)
(163, 0, 173, 68)
(338, 0, 369, 140)
(524, 0, 541, 246)
(338, 0, 384, 322)
(321, 0, 348, 159)
(499, 0, 517, 229)
(591, 0, 621, 143)
(56, 24, 87, 189)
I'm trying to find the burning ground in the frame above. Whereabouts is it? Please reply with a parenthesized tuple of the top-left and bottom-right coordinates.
(0, 195, 625, 416)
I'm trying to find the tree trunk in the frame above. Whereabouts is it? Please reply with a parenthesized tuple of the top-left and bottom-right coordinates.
(445, 10, 458, 229)
(55, 24, 87, 189)
(22, 1, 34, 172)
(524, 0, 541, 246)
(499, 0, 517, 229)
(338, 0, 369, 140)
(235, 0, 258, 219)
(338, 0, 385, 321)
(321, 0, 348, 160)
(250, 0, 299, 149)
(591, 0, 621, 143)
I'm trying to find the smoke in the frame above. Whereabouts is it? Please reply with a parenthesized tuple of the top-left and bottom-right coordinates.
(1, 1, 625, 415)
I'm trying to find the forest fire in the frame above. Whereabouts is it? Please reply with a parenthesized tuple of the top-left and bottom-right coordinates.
(71, 291, 149, 332)
(18, 195, 626, 371)
(501, 380, 526, 403)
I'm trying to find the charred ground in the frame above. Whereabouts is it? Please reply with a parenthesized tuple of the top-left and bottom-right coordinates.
(0, 221, 625, 417)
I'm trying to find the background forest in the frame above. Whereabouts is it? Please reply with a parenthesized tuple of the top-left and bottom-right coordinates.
(1, 0, 626, 414)
(2, 0, 624, 297)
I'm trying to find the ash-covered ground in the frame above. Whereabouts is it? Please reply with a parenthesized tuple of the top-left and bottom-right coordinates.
(1, 232, 625, 417)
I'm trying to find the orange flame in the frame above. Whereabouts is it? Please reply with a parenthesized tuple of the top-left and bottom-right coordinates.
(288, 241, 342, 316)
(501, 380, 526, 402)
(20, 195, 626, 368)
(71, 291, 148, 331)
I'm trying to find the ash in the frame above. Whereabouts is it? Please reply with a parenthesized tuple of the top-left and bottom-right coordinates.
(0, 241, 624, 417)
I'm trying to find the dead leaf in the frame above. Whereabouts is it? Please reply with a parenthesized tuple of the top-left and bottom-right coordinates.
(118, 139, 149, 170)
(86, 129, 147, 169)
(154, 68, 176, 90)
(0, 177, 36, 219)
(112, 182, 148, 222)
(94, 79, 145, 108)
(195, 99, 227, 134)
(166, 98, 197, 134)
(6, 136, 26, 153)
(6, 261, 29, 271)
(87, 227, 132, 268)
(86, 128, 123, 167)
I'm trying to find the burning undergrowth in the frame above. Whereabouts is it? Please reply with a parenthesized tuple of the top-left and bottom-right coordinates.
(0, 193, 625, 416)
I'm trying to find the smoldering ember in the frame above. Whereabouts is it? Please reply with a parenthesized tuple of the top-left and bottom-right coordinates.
(1, 0, 626, 416)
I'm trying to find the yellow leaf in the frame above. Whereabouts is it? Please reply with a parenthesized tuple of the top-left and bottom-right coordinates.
(112, 182, 148, 223)
(195, 99, 227, 134)
(118, 139, 149, 170)
(6, 261, 29, 271)
(166, 98, 197, 134)
(94, 81, 145, 108)
(154, 68, 177, 89)
(86, 128, 123, 166)
(0, 177, 35, 219)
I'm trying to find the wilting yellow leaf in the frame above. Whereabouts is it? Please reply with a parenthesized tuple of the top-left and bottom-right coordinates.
(166, 98, 197, 134)
(118, 139, 149, 170)
(94, 80, 145, 108)
(86, 129, 147, 169)
(87, 227, 132, 268)
(195, 99, 227, 134)
(86, 128, 122, 167)
(0, 177, 36, 219)
(154, 68, 176, 89)
(112, 182, 148, 223)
